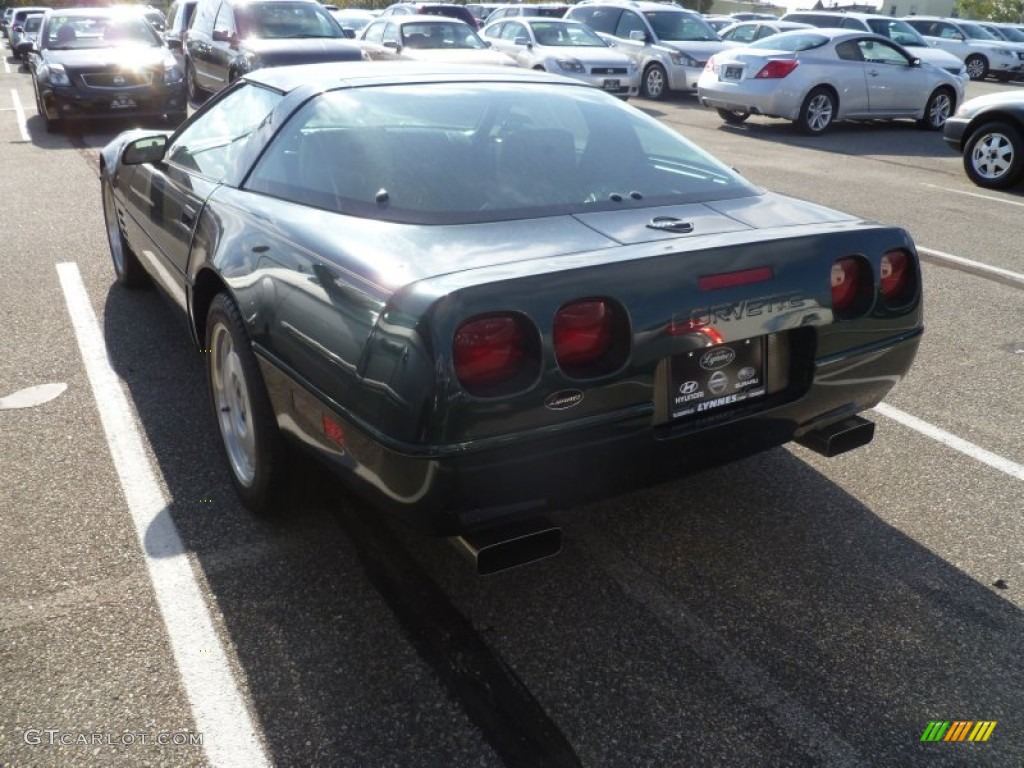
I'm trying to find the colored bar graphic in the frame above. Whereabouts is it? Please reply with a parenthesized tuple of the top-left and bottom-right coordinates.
(920, 721, 996, 742)
(921, 721, 950, 742)
(968, 722, 997, 742)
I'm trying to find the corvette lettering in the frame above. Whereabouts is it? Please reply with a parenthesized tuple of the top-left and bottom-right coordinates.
(689, 293, 806, 325)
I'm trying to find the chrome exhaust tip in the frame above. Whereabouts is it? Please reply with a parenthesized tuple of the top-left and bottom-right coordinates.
(453, 517, 562, 576)
(796, 415, 875, 457)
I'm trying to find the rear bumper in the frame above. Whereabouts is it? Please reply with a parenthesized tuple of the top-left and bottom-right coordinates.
(261, 328, 922, 535)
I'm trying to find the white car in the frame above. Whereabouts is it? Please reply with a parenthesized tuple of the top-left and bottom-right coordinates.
(717, 20, 812, 45)
(698, 28, 965, 135)
(481, 17, 639, 99)
(357, 15, 517, 66)
(902, 16, 1024, 81)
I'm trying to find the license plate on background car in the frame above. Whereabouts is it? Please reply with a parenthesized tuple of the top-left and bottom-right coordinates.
(669, 337, 766, 420)
(110, 96, 136, 110)
(603, 79, 620, 90)
(723, 66, 742, 80)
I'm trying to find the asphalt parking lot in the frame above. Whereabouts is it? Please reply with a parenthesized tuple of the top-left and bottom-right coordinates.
(1, 44, 1022, 768)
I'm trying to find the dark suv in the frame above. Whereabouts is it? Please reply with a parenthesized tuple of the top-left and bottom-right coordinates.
(184, 0, 363, 102)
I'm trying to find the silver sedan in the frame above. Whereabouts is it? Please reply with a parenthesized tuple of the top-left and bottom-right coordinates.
(481, 17, 639, 99)
(697, 28, 965, 135)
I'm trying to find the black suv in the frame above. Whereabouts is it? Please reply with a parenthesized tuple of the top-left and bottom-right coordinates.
(184, 0, 362, 102)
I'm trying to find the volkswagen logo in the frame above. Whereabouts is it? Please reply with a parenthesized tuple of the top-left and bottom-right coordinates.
(699, 347, 735, 371)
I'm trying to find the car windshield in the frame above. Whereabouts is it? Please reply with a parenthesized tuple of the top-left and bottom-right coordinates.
(401, 21, 486, 48)
(529, 21, 604, 47)
(24, 15, 42, 33)
(644, 11, 719, 42)
(43, 14, 162, 50)
(330, 10, 372, 31)
(245, 82, 756, 225)
(866, 19, 926, 47)
(992, 25, 1024, 42)
(959, 22, 997, 40)
(238, 2, 344, 39)
(748, 31, 828, 51)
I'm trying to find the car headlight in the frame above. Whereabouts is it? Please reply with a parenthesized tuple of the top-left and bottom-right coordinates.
(669, 51, 699, 68)
(994, 48, 1012, 58)
(164, 63, 183, 84)
(555, 58, 585, 73)
(47, 64, 71, 86)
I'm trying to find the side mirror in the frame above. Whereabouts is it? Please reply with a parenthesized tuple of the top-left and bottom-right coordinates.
(123, 135, 168, 165)
(514, 35, 529, 46)
(383, 40, 399, 50)
(166, 36, 182, 51)
(341, 26, 355, 39)
(212, 29, 235, 44)
(628, 30, 647, 42)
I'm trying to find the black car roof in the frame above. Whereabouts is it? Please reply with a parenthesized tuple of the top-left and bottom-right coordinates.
(244, 60, 582, 92)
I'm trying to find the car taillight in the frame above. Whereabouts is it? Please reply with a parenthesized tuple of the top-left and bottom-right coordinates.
(554, 298, 629, 378)
(755, 60, 798, 79)
(831, 256, 872, 319)
(880, 249, 914, 306)
(454, 313, 537, 395)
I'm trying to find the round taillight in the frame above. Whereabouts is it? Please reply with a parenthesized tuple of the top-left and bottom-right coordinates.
(831, 256, 871, 320)
(453, 313, 537, 396)
(880, 249, 913, 306)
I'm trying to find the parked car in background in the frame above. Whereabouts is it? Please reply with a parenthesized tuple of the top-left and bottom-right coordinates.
(717, 19, 810, 45)
(328, 7, 375, 37)
(98, 61, 922, 572)
(465, 3, 503, 27)
(141, 5, 166, 32)
(29, 6, 187, 132)
(698, 28, 964, 134)
(702, 15, 735, 34)
(378, 3, 479, 30)
(163, 0, 196, 66)
(975, 20, 1024, 53)
(11, 12, 44, 61)
(481, 17, 639, 98)
(780, 11, 969, 81)
(8, 6, 49, 43)
(943, 90, 1024, 188)
(357, 15, 515, 65)
(902, 16, 1024, 81)
(2, 8, 15, 39)
(184, 0, 364, 102)
(481, 4, 570, 25)
(565, 0, 733, 99)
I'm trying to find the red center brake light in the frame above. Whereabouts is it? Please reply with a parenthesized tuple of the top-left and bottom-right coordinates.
(554, 299, 612, 369)
(755, 60, 799, 79)
(454, 314, 530, 392)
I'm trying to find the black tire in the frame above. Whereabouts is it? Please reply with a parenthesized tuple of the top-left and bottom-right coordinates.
(35, 85, 60, 133)
(101, 171, 151, 289)
(963, 121, 1024, 190)
(918, 87, 954, 131)
(641, 63, 668, 100)
(186, 59, 207, 106)
(796, 86, 836, 135)
(964, 54, 988, 81)
(716, 108, 750, 125)
(206, 293, 289, 514)
(166, 111, 188, 127)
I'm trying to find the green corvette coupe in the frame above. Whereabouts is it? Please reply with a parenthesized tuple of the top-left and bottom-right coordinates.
(100, 63, 922, 572)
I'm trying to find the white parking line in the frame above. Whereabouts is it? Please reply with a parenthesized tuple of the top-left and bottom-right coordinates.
(10, 89, 28, 141)
(917, 246, 1024, 288)
(3, 57, 10, 75)
(56, 263, 271, 768)
(922, 182, 1024, 208)
(874, 403, 1024, 482)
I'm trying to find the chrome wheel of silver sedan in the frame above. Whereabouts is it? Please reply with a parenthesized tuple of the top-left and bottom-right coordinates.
(919, 88, 953, 131)
(797, 87, 835, 135)
(963, 121, 1023, 190)
(642, 63, 668, 100)
(206, 293, 287, 513)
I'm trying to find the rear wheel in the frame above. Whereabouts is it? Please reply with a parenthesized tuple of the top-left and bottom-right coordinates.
(186, 59, 207, 105)
(797, 86, 835, 135)
(641, 63, 668, 100)
(101, 172, 150, 289)
(206, 293, 288, 514)
(918, 87, 953, 130)
(963, 121, 1023, 189)
(964, 54, 988, 81)
(716, 108, 750, 125)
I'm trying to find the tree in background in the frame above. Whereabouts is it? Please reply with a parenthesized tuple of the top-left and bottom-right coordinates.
(957, 0, 1024, 21)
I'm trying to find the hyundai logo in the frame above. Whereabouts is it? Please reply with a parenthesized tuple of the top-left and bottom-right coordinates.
(679, 380, 699, 395)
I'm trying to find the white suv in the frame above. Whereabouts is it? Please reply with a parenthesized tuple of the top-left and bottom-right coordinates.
(902, 16, 1024, 81)
(566, 0, 733, 99)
